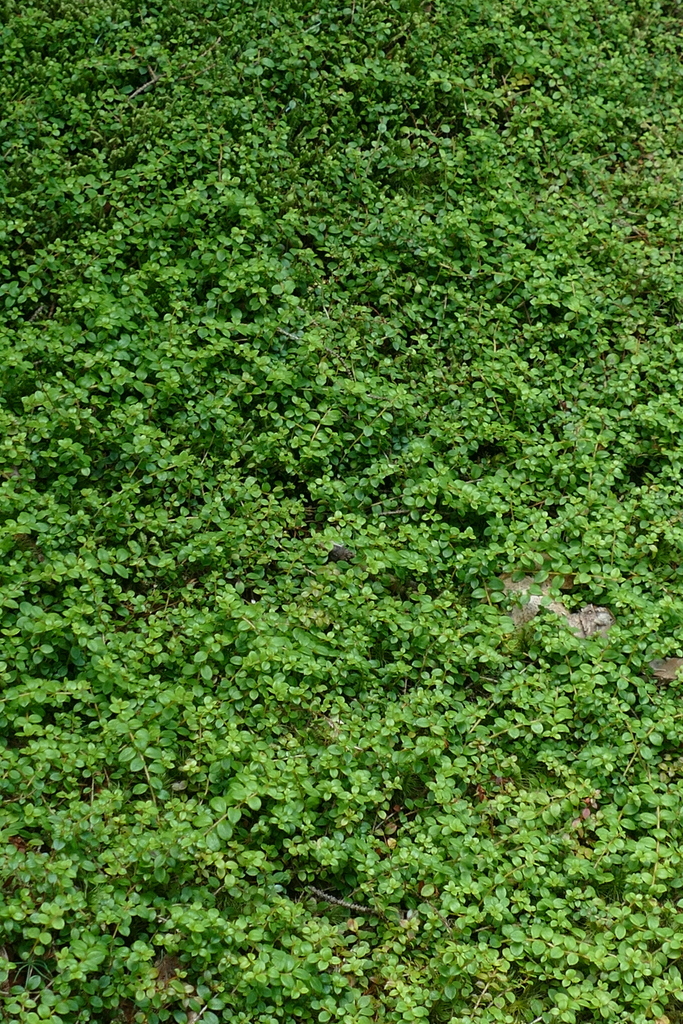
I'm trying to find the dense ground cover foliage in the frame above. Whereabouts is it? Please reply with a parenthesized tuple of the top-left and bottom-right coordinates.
(3, 0, 683, 1020)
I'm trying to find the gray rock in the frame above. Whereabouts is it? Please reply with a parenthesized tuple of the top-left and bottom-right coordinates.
(502, 575, 614, 638)
(565, 604, 615, 639)
(510, 594, 569, 627)
(328, 543, 354, 563)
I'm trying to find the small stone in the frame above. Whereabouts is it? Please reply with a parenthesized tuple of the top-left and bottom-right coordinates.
(509, 593, 544, 626)
(566, 605, 615, 639)
(501, 574, 614, 638)
(328, 543, 354, 563)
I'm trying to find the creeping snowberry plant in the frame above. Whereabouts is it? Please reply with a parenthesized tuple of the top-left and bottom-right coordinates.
(2, 1, 683, 1022)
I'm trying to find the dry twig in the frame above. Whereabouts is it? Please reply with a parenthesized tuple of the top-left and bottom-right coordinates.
(129, 66, 161, 99)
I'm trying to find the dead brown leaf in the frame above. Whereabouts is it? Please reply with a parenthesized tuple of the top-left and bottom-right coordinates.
(650, 658, 683, 682)
(153, 953, 181, 986)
